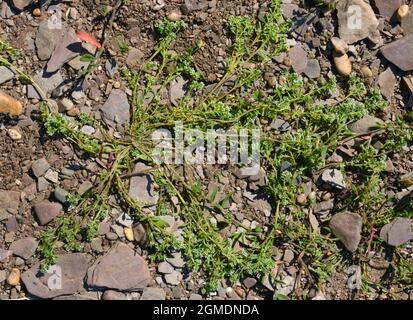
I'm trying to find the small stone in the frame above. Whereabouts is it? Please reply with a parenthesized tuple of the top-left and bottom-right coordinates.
(102, 290, 127, 300)
(380, 218, 412, 246)
(7, 127, 22, 140)
(167, 11, 182, 21)
(0, 248, 13, 262)
(32, 7, 41, 17)
(381, 35, 413, 71)
(189, 293, 203, 300)
(0, 270, 6, 283)
(54, 187, 69, 205)
(361, 66, 373, 78)
(296, 194, 307, 206)
(304, 59, 321, 79)
(321, 169, 346, 190)
(124, 228, 134, 241)
(397, 4, 410, 22)
(31, 158, 50, 178)
(283, 249, 295, 264)
(34, 201, 62, 225)
(333, 52, 352, 76)
(377, 68, 396, 100)
(141, 287, 166, 300)
(59, 98, 74, 111)
(348, 115, 384, 134)
(243, 277, 257, 289)
(132, 223, 147, 244)
(7, 268, 20, 286)
(81, 125, 95, 136)
(330, 212, 362, 252)
(158, 261, 174, 274)
(9, 237, 38, 259)
(374, 0, 403, 18)
(78, 181, 93, 195)
(164, 270, 182, 286)
(288, 44, 308, 74)
(44, 169, 59, 184)
(166, 252, 185, 268)
(100, 89, 130, 129)
(331, 37, 348, 55)
(67, 107, 80, 117)
(47, 28, 81, 73)
(116, 213, 133, 228)
(0, 66, 15, 85)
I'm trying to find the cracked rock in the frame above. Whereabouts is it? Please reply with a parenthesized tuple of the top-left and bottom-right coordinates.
(380, 218, 412, 246)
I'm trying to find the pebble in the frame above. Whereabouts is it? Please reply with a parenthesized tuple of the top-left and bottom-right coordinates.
(124, 227, 134, 241)
(7, 268, 20, 286)
(78, 180, 93, 195)
(158, 261, 174, 274)
(67, 107, 80, 117)
(167, 11, 182, 21)
(32, 8, 41, 17)
(7, 128, 22, 140)
(331, 37, 348, 55)
(164, 270, 183, 286)
(54, 187, 69, 204)
(333, 52, 352, 76)
(33, 201, 62, 225)
(361, 66, 373, 78)
(397, 4, 409, 22)
(330, 211, 362, 252)
(31, 158, 50, 178)
(296, 194, 307, 206)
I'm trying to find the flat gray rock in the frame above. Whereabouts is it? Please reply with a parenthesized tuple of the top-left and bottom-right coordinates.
(377, 68, 396, 100)
(380, 218, 412, 246)
(35, 18, 66, 61)
(47, 28, 81, 73)
(373, 0, 403, 18)
(168, 76, 187, 106)
(27, 69, 64, 99)
(12, 0, 33, 10)
(330, 212, 362, 252)
(0, 190, 20, 213)
(31, 158, 50, 178)
(140, 287, 166, 300)
(128, 162, 159, 207)
(21, 253, 89, 299)
(381, 35, 413, 71)
(304, 59, 321, 79)
(402, 11, 413, 35)
(337, 0, 379, 44)
(34, 201, 62, 225)
(87, 242, 150, 291)
(9, 237, 38, 259)
(288, 44, 308, 74)
(348, 115, 384, 134)
(321, 169, 346, 190)
(0, 248, 13, 262)
(100, 89, 130, 128)
(0, 66, 15, 84)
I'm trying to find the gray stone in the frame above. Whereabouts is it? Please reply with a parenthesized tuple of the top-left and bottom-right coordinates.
(314, 199, 334, 213)
(35, 18, 66, 60)
(54, 187, 70, 205)
(9, 237, 38, 259)
(164, 270, 182, 286)
(5, 216, 18, 232)
(47, 28, 81, 73)
(87, 242, 150, 291)
(181, 0, 208, 13)
(21, 253, 89, 299)
(132, 223, 147, 243)
(321, 169, 346, 190)
(189, 293, 203, 300)
(0, 270, 6, 283)
(337, 0, 379, 44)
(126, 48, 144, 69)
(373, 0, 404, 18)
(380, 218, 412, 246)
(377, 68, 396, 100)
(169, 76, 187, 106)
(0, 190, 20, 216)
(102, 290, 127, 300)
(105, 59, 118, 78)
(44, 169, 59, 183)
(140, 287, 166, 300)
(330, 212, 362, 252)
(31, 158, 50, 178)
(81, 125, 95, 136)
(37, 177, 50, 192)
(288, 44, 308, 74)
(0, 248, 13, 262)
(27, 69, 64, 100)
(116, 212, 133, 228)
(304, 59, 321, 79)
(34, 201, 62, 225)
(166, 252, 185, 268)
(0, 66, 15, 84)
(348, 115, 384, 134)
(128, 163, 159, 207)
(100, 89, 130, 128)
(158, 261, 174, 274)
(243, 277, 257, 289)
(381, 35, 413, 71)
(78, 181, 93, 195)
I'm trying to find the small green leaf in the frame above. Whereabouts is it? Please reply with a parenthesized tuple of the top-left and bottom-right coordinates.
(80, 54, 95, 62)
